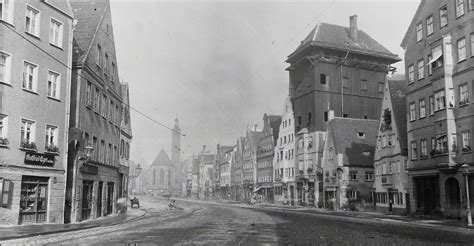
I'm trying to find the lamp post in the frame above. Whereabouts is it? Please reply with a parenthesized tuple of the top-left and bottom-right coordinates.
(461, 163, 472, 227)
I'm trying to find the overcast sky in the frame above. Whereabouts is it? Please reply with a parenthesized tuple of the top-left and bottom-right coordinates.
(110, 0, 420, 167)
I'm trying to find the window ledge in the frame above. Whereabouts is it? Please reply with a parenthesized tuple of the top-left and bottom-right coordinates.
(19, 147, 37, 152)
(0, 81, 12, 87)
(47, 96, 61, 102)
(0, 19, 15, 27)
(462, 150, 472, 154)
(434, 108, 446, 113)
(85, 105, 92, 110)
(22, 88, 39, 95)
(25, 31, 41, 40)
(44, 151, 60, 155)
(49, 43, 63, 50)
(0, 144, 9, 149)
(459, 102, 469, 107)
(458, 58, 467, 64)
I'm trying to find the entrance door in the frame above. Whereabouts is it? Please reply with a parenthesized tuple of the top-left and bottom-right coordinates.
(107, 182, 114, 215)
(97, 182, 103, 217)
(388, 192, 393, 212)
(81, 180, 93, 220)
(290, 186, 294, 206)
(19, 176, 49, 224)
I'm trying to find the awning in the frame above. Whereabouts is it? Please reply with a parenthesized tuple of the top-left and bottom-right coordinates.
(253, 187, 261, 193)
(427, 45, 443, 65)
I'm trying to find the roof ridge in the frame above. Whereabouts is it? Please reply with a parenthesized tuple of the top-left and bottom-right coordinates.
(313, 22, 321, 41)
(80, 2, 109, 65)
(332, 117, 379, 122)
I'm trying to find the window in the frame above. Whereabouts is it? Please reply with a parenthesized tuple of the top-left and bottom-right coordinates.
(429, 95, 434, 114)
(298, 116, 301, 126)
(343, 113, 349, 118)
(86, 81, 92, 106)
(45, 125, 58, 152)
(411, 141, 418, 160)
(94, 87, 100, 112)
(365, 172, 374, 181)
(378, 82, 384, 93)
(409, 102, 416, 121)
(108, 143, 113, 164)
(408, 65, 414, 83)
(470, 0, 474, 11)
(388, 162, 393, 174)
(434, 90, 446, 111)
(320, 74, 328, 84)
(419, 99, 426, 118)
(404, 160, 408, 171)
(20, 119, 36, 148)
(100, 140, 105, 163)
(49, 18, 63, 47)
(0, 0, 14, 23)
(462, 131, 471, 151)
(111, 62, 116, 83)
(347, 190, 357, 199)
(471, 33, 474, 57)
(361, 79, 367, 91)
(427, 54, 433, 75)
(387, 135, 393, 147)
(349, 171, 357, 181)
(0, 51, 11, 84)
(96, 44, 102, 67)
(307, 112, 312, 125)
(397, 160, 401, 173)
(440, 6, 448, 27)
(358, 132, 365, 138)
(416, 22, 423, 42)
(426, 15, 433, 36)
(420, 139, 428, 158)
(115, 105, 120, 125)
(417, 59, 424, 80)
(458, 37, 467, 61)
(430, 45, 444, 70)
(436, 135, 448, 154)
(324, 111, 328, 122)
(104, 53, 109, 75)
(460, 84, 469, 105)
(109, 100, 114, 122)
(93, 137, 98, 160)
(47, 71, 60, 99)
(25, 5, 40, 36)
(456, 0, 465, 18)
(343, 77, 349, 88)
(0, 114, 8, 144)
(101, 94, 107, 118)
(22, 61, 37, 91)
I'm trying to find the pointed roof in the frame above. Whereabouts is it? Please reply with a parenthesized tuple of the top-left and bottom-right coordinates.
(70, 0, 109, 65)
(328, 118, 379, 167)
(288, 22, 400, 62)
(388, 75, 408, 155)
(151, 148, 171, 166)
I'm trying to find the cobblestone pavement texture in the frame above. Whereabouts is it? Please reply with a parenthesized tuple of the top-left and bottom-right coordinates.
(2, 197, 474, 245)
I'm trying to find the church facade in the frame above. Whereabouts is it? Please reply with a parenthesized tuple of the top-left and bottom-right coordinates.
(144, 119, 182, 196)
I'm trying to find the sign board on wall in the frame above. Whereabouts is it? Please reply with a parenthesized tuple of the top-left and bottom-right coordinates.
(24, 152, 55, 166)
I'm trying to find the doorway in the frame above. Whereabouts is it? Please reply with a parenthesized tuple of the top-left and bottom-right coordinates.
(106, 182, 114, 215)
(81, 180, 94, 221)
(19, 176, 49, 224)
(97, 182, 103, 217)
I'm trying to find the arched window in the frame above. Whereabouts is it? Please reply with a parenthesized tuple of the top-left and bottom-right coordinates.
(120, 140, 125, 157)
(159, 169, 164, 185)
(445, 178, 460, 208)
(126, 142, 130, 160)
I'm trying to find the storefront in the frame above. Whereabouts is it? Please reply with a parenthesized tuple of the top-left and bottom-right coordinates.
(19, 176, 49, 224)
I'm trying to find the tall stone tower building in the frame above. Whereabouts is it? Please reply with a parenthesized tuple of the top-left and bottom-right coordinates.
(172, 118, 181, 163)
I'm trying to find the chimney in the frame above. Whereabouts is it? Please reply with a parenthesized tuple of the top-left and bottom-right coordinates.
(349, 15, 358, 41)
(202, 145, 206, 153)
(328, 110, 335, 121)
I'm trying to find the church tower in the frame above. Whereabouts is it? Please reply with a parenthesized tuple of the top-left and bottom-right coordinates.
(171, 118, 181, 163)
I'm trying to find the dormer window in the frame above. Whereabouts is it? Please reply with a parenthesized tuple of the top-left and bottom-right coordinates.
(357, 132, 365, 138)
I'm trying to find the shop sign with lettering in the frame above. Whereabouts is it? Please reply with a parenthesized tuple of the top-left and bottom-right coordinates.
(24, 153, 55, 166)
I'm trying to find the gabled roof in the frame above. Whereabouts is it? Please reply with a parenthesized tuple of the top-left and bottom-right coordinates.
(288, 22, 400, 62)
(328, 118, 379, 167)
(400, 0, 427, 48)
(70, 0, 109, 65)
(151, 148, 171, 166)
(388, 76, 408, 155)
(247, 130, 263, 149)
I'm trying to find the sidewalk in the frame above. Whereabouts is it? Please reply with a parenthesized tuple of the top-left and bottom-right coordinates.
(0, 207, 146, 241)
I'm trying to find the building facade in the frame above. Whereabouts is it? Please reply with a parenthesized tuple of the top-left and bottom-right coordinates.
(215, 144, 234, 199)
(197, 146, 215, 200)
(66, 0, 123, 223)
(118, 83, 132, 208)
(231, 137, 244, 201)
(0, 0, 73, 225)
(256, 114, 281, 203)
(242, 129, 262, 201)
(273, 96, 297, 205)
(373, 76, 410, 215)
(401, 0, 474, 218)
(322, 115, 378, 210)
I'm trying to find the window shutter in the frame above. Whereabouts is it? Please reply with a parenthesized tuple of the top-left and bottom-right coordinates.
(0, 178, 12, 207)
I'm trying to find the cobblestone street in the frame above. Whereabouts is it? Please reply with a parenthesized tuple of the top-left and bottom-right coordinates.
(2, 196, 474, 245)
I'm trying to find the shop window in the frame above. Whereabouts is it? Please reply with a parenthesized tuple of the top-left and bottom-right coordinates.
(19, 176, 49, 224)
